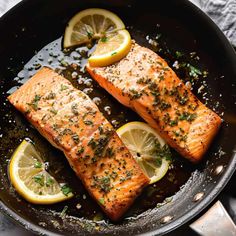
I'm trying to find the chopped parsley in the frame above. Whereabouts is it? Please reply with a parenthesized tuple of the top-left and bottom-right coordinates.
(61, 185, 73, 196)
(110, 171, 118, 180)
(156, 157, 162, 167)
(101, 36, 108, 42)
(151, 142, 172, 162)
(87, 31, 93, 39)
(71, 133, 80, 144)
(111, 52, 117, 56)
(98, 198, 105, 205)
(46, 177, 54, 187)
(33, 174, 44, 186)
(92, 176, 112, 193)
(34, 161, 42, 168)
(83, 120, 93, 126)
(179, 112, 197, 122)
(159, 100, 171, 111)
(60, 205, 68, 218)
(27, 94, 41, 111)
(105, 147, 115, 158)
(60, 84, 69, 91)
(120, 170, 133, 182)
(77, 147, 84, 155)
(60, 60, 69, 67)
(129, 89, 142, 100)
(175, 51, 183, 58)
(187, 64, 202, 78)
(169, 119, 178, 127)
(49, 107, 58, 115)
(180, 134, 188, 142)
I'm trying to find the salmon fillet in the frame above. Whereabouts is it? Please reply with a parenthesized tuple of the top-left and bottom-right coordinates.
(87, 42, 222, 163)
(8, 67, 149, 221)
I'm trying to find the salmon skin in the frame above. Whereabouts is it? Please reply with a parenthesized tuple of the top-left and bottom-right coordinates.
(8, 67, 149, 221)
(87, 42, 222, 163)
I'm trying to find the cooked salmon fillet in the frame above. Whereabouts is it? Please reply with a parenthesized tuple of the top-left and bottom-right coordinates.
(87, 42, 222, 162)
(8, 67, 149, 221)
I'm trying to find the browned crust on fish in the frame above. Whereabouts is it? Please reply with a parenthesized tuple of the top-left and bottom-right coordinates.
(87, 42, 222, 162)
(8, 67, 149, 221)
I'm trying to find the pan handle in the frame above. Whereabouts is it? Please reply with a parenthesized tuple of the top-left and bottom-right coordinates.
(190, 201, 236, 236)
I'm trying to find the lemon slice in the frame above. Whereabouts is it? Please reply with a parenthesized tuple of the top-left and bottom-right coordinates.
(64, 8, 125, 47)
(117, 122, 171, 184)
(9, 140, 73, 204)
(88, 29, 131, 67)
(63, 8, 132, 67)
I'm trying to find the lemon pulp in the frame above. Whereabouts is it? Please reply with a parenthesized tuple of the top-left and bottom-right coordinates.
(117, 122, 171, 184)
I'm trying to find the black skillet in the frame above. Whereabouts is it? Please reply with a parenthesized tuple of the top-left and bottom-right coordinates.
(0, 0, 236, 235)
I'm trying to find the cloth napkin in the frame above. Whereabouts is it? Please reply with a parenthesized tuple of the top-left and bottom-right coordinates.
(190, 0, 236, 46)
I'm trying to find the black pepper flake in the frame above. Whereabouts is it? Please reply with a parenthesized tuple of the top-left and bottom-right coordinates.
(180, 134, 188, 142)
(105, 147, 115, 158)
(71, 103, 79, 115)
(72, 133, 80, 144)
(163, 113, 171, 124)
(159, 100, 171, 111)
(83, 120, 93, 126)
(110, 171, 118, 180)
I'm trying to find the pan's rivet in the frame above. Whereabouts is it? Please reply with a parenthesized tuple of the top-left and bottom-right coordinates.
(160, 215, 173, 224)
(214, 165, 224, 175)
(193, 192, 204, 202)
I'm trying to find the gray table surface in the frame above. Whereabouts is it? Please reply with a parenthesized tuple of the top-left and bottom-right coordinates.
(0, 0, 235, 235)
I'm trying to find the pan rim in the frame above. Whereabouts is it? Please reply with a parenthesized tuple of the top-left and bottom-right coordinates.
(0, 0, 236, 235)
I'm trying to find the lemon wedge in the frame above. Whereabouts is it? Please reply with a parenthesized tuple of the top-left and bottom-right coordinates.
(63, 8, 131, 67)
(117, 122, 171, 184)
(9, 140, 73, 204)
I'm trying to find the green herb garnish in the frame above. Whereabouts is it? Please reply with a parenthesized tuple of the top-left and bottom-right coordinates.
(175, 51, 183, 58)
(49, 107, 58, 115)
(34, 161, 42, 168)
(60, 205, 68, 218)
(33, 174, 44, 186)
(101, 36, 108, 42)
(77, 147, 84, 155)
(187, 64, 202, 78)
(87, 31, 93, 39)
(60, 84, 69, 91)
(46, 177, 54, 187)
(98, 198, 105, 205)
(61, 185, 72, 196)
(83, 120, 93, 125)
(27, 94, 41, 111)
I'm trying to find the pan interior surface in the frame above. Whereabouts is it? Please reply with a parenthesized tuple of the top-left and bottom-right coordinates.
(0, 0, 236, 235)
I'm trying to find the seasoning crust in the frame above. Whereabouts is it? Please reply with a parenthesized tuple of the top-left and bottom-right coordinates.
(8, 67, 149, 221)
(87, 42, 222, 162)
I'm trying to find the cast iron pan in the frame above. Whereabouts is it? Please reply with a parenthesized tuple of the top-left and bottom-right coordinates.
(0, 0, 236, 235)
